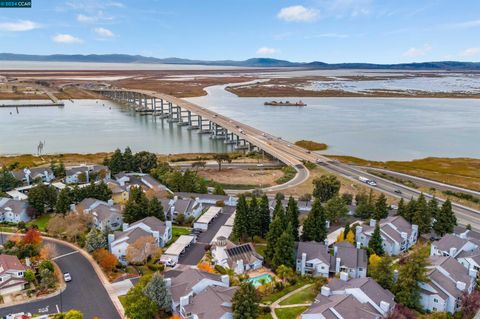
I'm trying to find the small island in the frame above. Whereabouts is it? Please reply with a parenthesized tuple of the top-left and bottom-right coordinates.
(264, 100, 306, 107)
(294, 140, 328, 151)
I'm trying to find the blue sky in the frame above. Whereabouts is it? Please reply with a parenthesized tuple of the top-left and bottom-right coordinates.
(0, 0, 479, 63)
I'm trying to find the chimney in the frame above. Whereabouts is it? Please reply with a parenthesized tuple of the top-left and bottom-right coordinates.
(164, 277, 172, 287)
(107, 199, 114, 206)
(321, 286, 331, 297)
(324, 239, 329, 247)
(356, 242, 361, 249)
(70, 203, 76, 212)
(449, 247, 457, 257)
(456, 281, 466, 291)
(370, 219, 376, 227)
(335, 257, 341, 273)
(339, 271, 349, 282)
(301, 253, 307, 276)
(469, 268, 478, 279)
(393, 269, 399, 282)
(430, 244, 436, 256)
(122, 223, 129, 231)
(379, 301, 390, 314)
(174, 195, 178, 201)
(236, 259, 244, 274)
(333, 245, 338, 257)
(107, 233, 115, 249)
(221, 274, 230, 286)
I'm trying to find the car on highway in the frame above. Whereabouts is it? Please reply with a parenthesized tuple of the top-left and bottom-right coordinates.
(287, 144, 291, 147)
(63, 272, 72, 282)
(394, 189, 402, 194)
(367, 180, 377, 186)
(256, 163, 265, 167)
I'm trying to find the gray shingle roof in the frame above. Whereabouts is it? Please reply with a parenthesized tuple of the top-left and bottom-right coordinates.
(170, 268, 224, 302)
(327, 277, 395, 308)
(296, 241, 330, 264)
(182, 286, 238, 319)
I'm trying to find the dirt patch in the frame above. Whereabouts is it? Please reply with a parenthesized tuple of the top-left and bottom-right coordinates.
(198, 168, 284, 187)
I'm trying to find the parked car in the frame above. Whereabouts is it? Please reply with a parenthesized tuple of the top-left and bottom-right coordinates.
(160, 257, 177, 267)
(394, 189, 402, 194)
(63, 272, 72, 282)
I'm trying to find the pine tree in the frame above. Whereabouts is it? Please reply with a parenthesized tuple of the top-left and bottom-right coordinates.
(272, 198, 286, 227)
(232, 282, 260, 319)
(265, 212, 285, 263)
(272, 224, 296, 270)
(258, 195, 271, 238)
(107, 148, 125, 175)
(412, 193, 431, 234)
(433, 199, 456, 236)
(232, 194, 249, 241)
(123, 186, 150, 223)
(374, 193, 389, 220)
(301, 198, 327, 242)
(248, 195, 260, 239)
(404, 198, 417, 223)
(370, 256, 394, 290)
(286, 196, 300, 240)
(147, 197, 164, 221)
(55, 187, 74, 214)
(143, 272, 171, 312)
(368, 223, 384, 256)
(123, 147, 135, 172)
(343, 223, 350, 240)
(396, 198, 406, 218)
(312, 175, 341, 202)
(427, 196, 439, 220)
(394, 246, 430, 310)
(213, 183, 226, 195)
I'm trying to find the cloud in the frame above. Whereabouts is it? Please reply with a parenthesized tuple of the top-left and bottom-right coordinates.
(77, 14, 97, 23)
(257, 47, 277, 55)
(94, 27, 114, 37)
(305, 33, 349, 39)
(324, 0, 372, 17)
(459, 48, 480, 58)
(0, 20, 40, 32)
(403, 44, 432, 58)
(277, 5, 319, 22)
(52, 34, 83, 44)
(443, 19, 480, 30)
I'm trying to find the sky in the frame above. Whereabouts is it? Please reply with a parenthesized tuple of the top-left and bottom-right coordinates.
(0, 0, 479, 64)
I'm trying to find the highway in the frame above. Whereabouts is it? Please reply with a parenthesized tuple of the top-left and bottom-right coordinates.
(0, 235, 120, 319)
(98, 88, 480, 229)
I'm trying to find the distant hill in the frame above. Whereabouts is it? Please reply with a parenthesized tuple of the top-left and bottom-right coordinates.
(1, 53, 479, 70)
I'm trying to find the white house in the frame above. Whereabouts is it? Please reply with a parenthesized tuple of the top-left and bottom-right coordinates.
(356, 216, 418, 256)
(430, 233, 478, 258)
(161, 196, 203, 220)
(108, 217, 172, 262)
(65, 164, 110, 184)
(0, 254, 27, 296)
(180, 285, 238, 319)
(73, 198, 122, 231)
(302, 274, 395, 319)
(0, 198, 30, 223)
(420, 256, 476, 314)
(211, 236, 263, 274)
(296, 241, 367, 278)
(164, 268, 230, 313)
(11, 167, 55, 185)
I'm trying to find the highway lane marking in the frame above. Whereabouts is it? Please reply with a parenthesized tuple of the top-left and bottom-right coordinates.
(52, 251, 79, 260)
(56, 305, 60, 313)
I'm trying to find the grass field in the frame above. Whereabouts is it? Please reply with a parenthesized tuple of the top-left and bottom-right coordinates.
(261, 281, 312, 304)
(28, 214, 52, 232)
(331, 156, 480, 192)
(275, 306, 308, 319)
(170, 226, 191, 244)
(279, 285, 317, 306)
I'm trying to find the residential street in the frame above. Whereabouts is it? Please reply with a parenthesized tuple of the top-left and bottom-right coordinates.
(0, 236, 121, 319)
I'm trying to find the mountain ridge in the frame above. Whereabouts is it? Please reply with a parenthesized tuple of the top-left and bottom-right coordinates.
(1, 53, 480, 70)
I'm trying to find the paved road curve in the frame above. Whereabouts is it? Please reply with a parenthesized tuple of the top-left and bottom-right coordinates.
(0, 235, 121, 319)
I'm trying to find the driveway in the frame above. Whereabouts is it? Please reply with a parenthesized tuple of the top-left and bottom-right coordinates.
(0, 236, 121, 319)
(179, 206, 234, 265)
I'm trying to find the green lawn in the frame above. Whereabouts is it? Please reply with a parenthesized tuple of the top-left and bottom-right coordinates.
(261, 280, 312, 304)
(254, 244, 267, 258)
(258, 311, 273, 319)
(167, 226, 191, 246)
(118, 295, 127, 308)
(275, 306, 308, 319)
(279, 285, 317, 306)
(28, 214, 52, 231)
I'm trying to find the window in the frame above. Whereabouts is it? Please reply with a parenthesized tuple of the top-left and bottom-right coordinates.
(358, 268, 363, 271)
(434, 298, 438, 303)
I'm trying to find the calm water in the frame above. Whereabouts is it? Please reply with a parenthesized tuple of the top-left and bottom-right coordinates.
(0, 100, 230, 155)
(187, 85, 480, 161)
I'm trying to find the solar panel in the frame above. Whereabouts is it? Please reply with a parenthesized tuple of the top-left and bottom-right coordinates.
(227, 244, 252, 257)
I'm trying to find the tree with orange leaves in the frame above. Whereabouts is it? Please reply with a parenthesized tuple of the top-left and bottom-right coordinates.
(92, 248, 118, 272)
(197, 262, 214, 273)
(23, 228, 42, 246)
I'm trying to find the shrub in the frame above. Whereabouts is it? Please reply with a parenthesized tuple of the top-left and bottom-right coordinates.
(215, 265, 227, 274)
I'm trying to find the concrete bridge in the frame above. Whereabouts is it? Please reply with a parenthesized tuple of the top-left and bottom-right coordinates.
(94, 88, 330, 167)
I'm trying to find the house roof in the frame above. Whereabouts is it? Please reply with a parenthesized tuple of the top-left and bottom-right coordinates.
(296, 241, 330, 265)
(433, 234, 469, 252)
(225, 242, 263, 268)
(0, 254, 26, 274)
(304, 294, 381, 319)
(129, 216, 167, 234)
(170, 268, 224, 302)
(327, 277, 395, 308)
(427, 256, 473, 298)
(113, 227, 152, 245)
(182, 286, 238, 319)
(75, 198, 121, 223)
(175, 192, 232, 203)
(0, 198, 28, 217)
(332, 242, 368, 270)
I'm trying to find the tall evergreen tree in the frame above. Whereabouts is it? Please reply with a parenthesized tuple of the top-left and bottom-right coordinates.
(427, 196, 439, 220)
(55, 187, 74, 214)
(433, 199, 456, 236)
(368, 223, 384, 256)
(272, 198, 286, 226)
(143, 272, 171, 312)
(147, 197, 165, 221)
(123, 186, 149, 223)
(396, 198, 406, 218)
(301, 198, 327, 242)
(286, 196, 300, 240)
(232, 282, 260, 319)
(374, 193, 389, 220)
(370, 256, 394, 290)
(258, 195, 271, 238)
(404, 198, 417, 223)
(394, 246, 430, 310)
(248, 195, 260, 239)
(265, 212, 285, 263)
(106, 148, 125, 175)
(412, 193, 431, 234)
(272, 224, 296, 270)
(232, 194, 249, 241)
(123, 147, 135, 172)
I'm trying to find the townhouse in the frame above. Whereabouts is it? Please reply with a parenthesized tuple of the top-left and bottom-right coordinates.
(65, 164, 110, 184)
(0, 254, 27, 296)
(0, 198, 30, 223)
(73, 198, 123, 231)
(211, 236, 263, 274)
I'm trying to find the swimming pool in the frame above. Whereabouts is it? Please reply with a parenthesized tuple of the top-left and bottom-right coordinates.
(247, 273, 273, 287)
